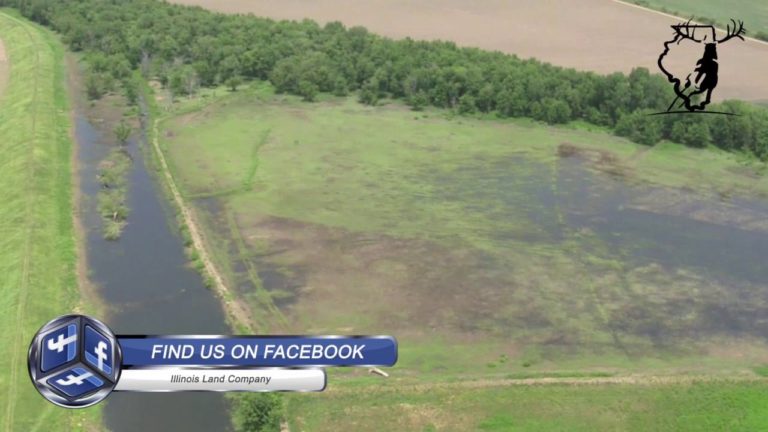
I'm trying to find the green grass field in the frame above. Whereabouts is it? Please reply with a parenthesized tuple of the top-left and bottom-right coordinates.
(158, 85, 768, 429)
(631, 0, 768, 35)
(287, 380, 768, 431)
(0, 10, 98, 431)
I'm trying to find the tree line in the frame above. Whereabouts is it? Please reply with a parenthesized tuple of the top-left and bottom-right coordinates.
(4, 0, 768, 158)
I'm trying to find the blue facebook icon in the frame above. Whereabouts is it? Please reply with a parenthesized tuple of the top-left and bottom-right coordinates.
(41, 324, 78, 372)
(84, 325, 112, 375)
(29, 315, 122, 408)
(47, 367, 104, 398)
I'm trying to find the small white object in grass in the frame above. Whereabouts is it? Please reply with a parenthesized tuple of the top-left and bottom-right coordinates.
(369, 367, 389, 378)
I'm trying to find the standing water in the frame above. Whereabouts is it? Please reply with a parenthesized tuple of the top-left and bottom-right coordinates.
(74, 110, 232, 430)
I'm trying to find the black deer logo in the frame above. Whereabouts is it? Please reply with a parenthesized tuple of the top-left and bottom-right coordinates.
(657, 19, 745, 113)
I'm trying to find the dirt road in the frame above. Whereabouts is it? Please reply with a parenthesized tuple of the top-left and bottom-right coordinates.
(171, 0, 768, 103)
(150, 117, 255, 332)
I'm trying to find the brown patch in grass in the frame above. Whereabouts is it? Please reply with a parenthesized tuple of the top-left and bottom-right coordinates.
(595, 150, 628, 178)
(557, 142, 579, 158)
(559, 142, 629, 177)
(704, 338, 768, 364)
(236, 213, 515, 337)
(726, 164, 763, 180)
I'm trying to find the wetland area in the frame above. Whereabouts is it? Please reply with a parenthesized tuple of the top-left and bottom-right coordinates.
(4, 1, 768, 430)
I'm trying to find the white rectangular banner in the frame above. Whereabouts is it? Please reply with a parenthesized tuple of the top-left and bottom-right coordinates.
(115, 368, 326, 392)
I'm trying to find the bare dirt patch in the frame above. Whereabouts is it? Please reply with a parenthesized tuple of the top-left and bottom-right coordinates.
(0, 37, 8, 98)
(171, 0, 768, 102)
(558, 142, 630, 177)
(236, 213, 513, 338)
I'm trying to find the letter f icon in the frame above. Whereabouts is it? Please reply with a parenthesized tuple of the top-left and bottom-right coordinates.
(95, 341, 108, 372)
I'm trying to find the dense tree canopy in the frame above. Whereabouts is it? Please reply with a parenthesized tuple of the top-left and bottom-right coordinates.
(4, 0, 768, 157)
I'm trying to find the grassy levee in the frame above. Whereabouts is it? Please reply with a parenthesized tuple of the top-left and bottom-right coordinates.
(0, 10, 99, 431)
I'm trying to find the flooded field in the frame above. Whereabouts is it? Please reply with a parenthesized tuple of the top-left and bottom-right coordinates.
(200, 151, 768, 357)
(161, 93, 768, 372)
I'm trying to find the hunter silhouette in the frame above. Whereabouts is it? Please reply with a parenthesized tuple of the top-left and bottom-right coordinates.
(658, 19, 746, 112)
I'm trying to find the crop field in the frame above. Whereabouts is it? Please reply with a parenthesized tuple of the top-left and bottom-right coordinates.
(628, 0, 768, 35)
(0, 10, 97, 432)
(171, 0, 768, 103)
(160, 85, 768, 373)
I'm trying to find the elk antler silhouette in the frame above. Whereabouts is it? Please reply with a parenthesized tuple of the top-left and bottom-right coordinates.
(672, 19, 704, 44)
(718, 19, 746, 43)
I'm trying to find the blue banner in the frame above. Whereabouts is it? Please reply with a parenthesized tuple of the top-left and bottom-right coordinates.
(118, 336, 397, 367)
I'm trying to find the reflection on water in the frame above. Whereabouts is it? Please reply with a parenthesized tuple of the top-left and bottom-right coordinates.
(245, 150, 768, 347)
(556, 157, 768, 285)
(75, 115, 232, 431)
(188, 140, 768, 354)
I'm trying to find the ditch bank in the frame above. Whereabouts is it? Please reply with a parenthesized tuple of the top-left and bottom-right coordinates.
(71, 69, 232, 431)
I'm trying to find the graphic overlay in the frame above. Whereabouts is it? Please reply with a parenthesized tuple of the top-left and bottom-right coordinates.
(656, 19, 746, 114)
(29, 315, 397, 407)
(116, 336, 395, 392)
(115, 369, 327, 392)
(119, 335, 397, 367)
(28, 315, 122, 408)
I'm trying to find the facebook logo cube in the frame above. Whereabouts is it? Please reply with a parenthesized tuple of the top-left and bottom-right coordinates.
(41, 323, 78, 372)
(28, 315, 121, 408)
(47, 367, 105, 398)
(84, 325, 113, 375)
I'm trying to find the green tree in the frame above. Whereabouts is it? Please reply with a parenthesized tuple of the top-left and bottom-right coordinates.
(407, 91, 429, 111)
(231, 394, 282, 432)
(85, 72, 108, 100)
(359, 78, 380, 105)
(220, 55, 242, 83)
(12, 0, 768, 158)
(226, 75, 244, 92)
(476, 84, 495, 113)
(298, 80, 318, 102)
(458, 94, 477, 114)
(542, 98, 572, 124)
(122, 76, 140, 105)
(615, 110, 662, 146)
(332, 76, 349, 96)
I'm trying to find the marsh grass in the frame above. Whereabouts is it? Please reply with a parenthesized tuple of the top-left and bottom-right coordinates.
(159, 86, 768, 431)
(97, 148, 131, 239)
(160, 89, 768, 362)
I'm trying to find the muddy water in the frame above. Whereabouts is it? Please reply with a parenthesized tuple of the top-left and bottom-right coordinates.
(554, 157, 768, 286)
(514, 155, 768, 339)
(74, 114, 232, 431)
(205, 148, 768, 349)
(435, 153, 768, 289)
